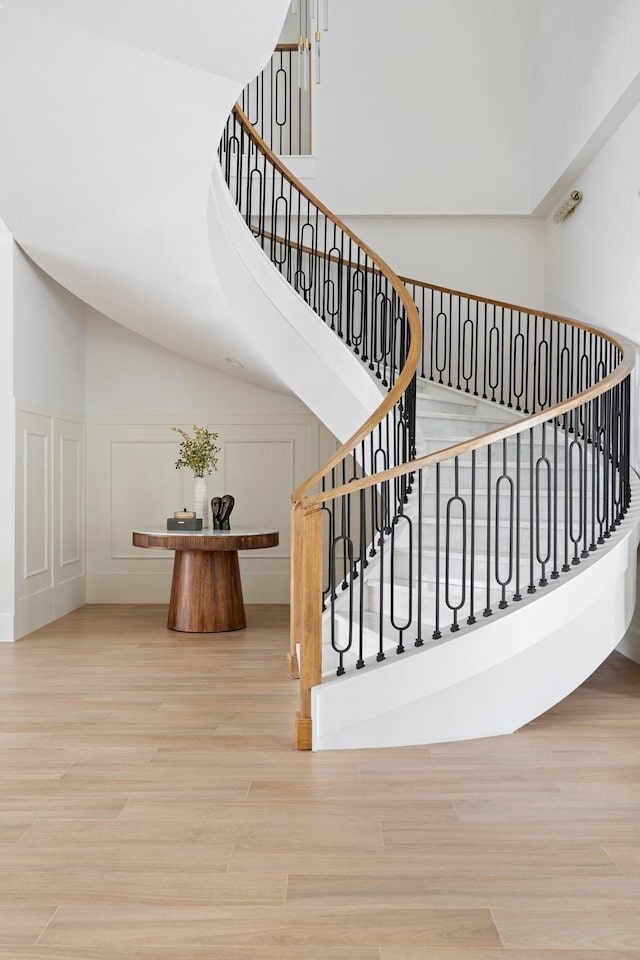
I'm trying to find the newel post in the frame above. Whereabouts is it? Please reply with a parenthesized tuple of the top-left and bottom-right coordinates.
(293, 501, 323, 750)
(287, 500, 304, 680)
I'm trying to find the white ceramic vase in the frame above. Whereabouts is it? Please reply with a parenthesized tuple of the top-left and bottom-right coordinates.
(193, 475, 209, 529)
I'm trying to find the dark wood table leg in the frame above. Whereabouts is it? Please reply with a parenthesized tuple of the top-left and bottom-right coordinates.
(168, 549, 246, 633)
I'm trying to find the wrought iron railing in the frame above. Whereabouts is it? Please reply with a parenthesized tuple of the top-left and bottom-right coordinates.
(218, 92, 634, 749)
(313, 288, 632, 671)
(218, 105, 421, 745)
(238, 43, 312, 156)
(218, 105, 420, 493)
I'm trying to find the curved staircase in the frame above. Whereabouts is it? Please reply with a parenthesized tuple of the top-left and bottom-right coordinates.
(218, 100, 638, 751)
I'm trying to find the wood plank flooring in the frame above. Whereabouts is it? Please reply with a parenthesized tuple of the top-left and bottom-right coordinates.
(0, 603, 639, 958)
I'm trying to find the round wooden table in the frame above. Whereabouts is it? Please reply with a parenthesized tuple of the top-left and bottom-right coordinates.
(132, 528, 279, 633)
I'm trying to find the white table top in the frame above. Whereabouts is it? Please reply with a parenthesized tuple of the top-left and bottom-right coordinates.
(133, 527, 278, 538)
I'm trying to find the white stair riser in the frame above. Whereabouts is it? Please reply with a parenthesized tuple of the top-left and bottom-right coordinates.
(422, 437, 561, 457)
(417, 392, 520, 418)
(416, 397, 479, 416)
(391, 549, 572, 583)
(323, 618, 390, 667)
(417, 414, 520, 438)
(419, 461, 575, 487)
(416, 520, 566, 552)
(421, 490, 583, 520)
(364, 581, 496, 621)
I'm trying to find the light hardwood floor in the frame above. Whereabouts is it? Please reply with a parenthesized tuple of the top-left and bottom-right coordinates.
(0, 603, 639, 959)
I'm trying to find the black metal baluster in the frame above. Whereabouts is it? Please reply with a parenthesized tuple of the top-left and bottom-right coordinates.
(415, 469, 424, 647)
(447, 293, 453, 388)
(484, 444, 492, 617)
(331, 533, 354, 677)
(499, 306, 505, 405)
(377, 482, 388, 662)
(468, 450, 477, 623)
(391, 515, 412, 653)
(536, 423, 551, 586)
(445, 457, 466, 632)
(527, 428, 536, 593)
(356, 488, 366, 668)
(551, 415, 560, 579)
(495, 438, 514, 608)
(473, 298, 480, 396)
(433, 464, 442, 640)
(514, 433, 522, 601)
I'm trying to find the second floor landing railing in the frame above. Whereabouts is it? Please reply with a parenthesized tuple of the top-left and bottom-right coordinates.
(239, 43, 312, 156)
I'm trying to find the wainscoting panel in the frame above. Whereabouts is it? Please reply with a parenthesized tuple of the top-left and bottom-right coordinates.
(15, 405, 86, 639)
(110, 438, 185, 560)
(87, 416, 324, 604)
(56, 419, 85, 582)
(22, 417, 50, 588)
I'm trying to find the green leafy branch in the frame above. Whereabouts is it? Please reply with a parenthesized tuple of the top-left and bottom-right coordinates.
(172, 425, 220, 478)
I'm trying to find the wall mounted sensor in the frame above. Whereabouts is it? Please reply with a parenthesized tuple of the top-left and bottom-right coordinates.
(553, 190, 583, 224)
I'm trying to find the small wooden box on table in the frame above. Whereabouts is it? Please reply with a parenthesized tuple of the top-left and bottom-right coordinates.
(132, 528, 279, 633)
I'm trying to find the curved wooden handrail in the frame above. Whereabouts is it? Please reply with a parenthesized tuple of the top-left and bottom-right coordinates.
(228, 107, 634, 507)
(399, 272, 634, 344)
(242, 225, 627, 347)
(300, 328, 635, 508)
(229, 104, 422, 504)
(246, 234, 635, 504)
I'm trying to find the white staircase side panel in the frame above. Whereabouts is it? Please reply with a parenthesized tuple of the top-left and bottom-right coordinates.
(208, 165, 385, 442)
(11, 0, 288, 84)
(617, 555, 640, 666)
(0, 1, 293, 391)
(313, 485, 640, 750)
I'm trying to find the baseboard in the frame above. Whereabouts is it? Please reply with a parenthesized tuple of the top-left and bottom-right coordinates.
(0, 613, 15, 643)
(15, 575, 86, 640)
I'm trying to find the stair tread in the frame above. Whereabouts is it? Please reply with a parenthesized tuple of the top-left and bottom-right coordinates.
(333, 607, 434, 640)
(418, 410, 518, 424)
(368, 575, 503, 597)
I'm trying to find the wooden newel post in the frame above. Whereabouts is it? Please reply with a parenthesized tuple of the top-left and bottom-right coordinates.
(294, 502, 323, 750)
(287, 501, 304, 680)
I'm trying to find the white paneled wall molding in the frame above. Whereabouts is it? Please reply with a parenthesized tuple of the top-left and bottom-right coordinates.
(14, 403, 85, 640)
(86, 414, 328, 604)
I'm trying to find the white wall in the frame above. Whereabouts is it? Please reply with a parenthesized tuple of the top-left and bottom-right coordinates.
(544, 97, 640, 476)
(342, 216, 545, 309)
(542, 99, 640, 667)
(310, 0, 535, 216)
(84, 309, 335, 606)
(0, 1, 293, 394)
(533, 0, 640, 208)
(12, 247, 87, 639)
(85, 308, 312, 418)
(17, 0, 289, 84)
(0, 222, 15, 641)
(544, 102, 640, 349)
(13, 248, 86, 412)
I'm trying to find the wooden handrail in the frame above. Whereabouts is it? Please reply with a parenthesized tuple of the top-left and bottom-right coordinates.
(298, 330, 635, 508)
(244, 226, 626, 345)
(244, 224, 635, 501)
(227, 105, 423, 725)
(399, 274, 633, 344)
(230, 105, 422, 504)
